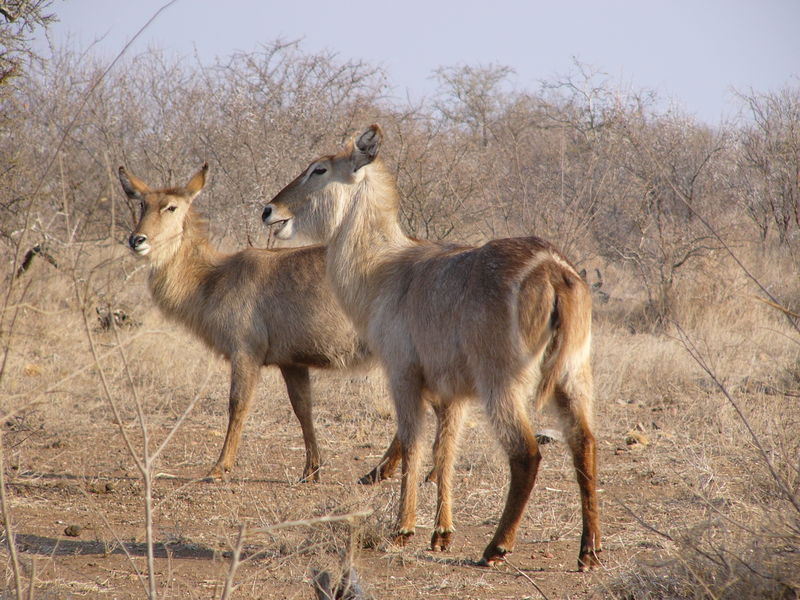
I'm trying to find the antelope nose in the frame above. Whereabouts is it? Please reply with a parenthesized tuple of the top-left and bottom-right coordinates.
(261, 205, 272, 223)
(129, 234, 147, 250)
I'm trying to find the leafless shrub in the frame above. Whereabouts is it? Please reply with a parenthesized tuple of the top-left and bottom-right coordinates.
(0, 0, 56, 91)
(735, 83, 800, 246)
(433, 63, 514, 147)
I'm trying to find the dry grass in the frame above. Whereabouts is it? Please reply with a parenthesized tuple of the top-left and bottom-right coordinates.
(1, 234, 798, 599)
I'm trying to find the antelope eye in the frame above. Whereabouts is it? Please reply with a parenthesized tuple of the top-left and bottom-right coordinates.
(312, 167, 327, 176)
(166, 205, 178, 212)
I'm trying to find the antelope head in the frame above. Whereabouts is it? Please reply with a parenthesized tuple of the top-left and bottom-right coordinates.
(120, 163, 208, 266)
(262, 125, 383, 244)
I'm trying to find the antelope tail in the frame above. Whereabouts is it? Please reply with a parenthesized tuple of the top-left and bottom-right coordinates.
(534, 278, 588, 412)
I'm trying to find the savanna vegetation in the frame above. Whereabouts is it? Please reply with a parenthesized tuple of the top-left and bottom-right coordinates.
(1, 5, 798, 598)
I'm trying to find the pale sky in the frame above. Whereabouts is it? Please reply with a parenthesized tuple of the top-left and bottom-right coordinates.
(35, 0, 800, 124)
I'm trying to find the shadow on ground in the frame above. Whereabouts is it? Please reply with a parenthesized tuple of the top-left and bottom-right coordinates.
(14, 533, 222, 559)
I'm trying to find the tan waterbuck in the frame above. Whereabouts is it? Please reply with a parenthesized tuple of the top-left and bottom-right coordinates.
(262, 126, 601, 569)
(120, 162, 377, 482)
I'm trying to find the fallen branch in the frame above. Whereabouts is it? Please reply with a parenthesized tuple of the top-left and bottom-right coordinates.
(250, 510, 373, 535)
(752, 295, 800, 320)
(15, 244, 59, 278)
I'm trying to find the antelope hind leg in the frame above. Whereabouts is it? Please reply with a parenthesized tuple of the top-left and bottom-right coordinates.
(554, 382, 602, 571)
(479, 389, 542, 566)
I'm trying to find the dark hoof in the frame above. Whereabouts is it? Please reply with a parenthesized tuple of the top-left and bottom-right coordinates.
(479, 544, 510, 567)
(357, 470, 380, 485)
(578, 549, 602, 572)
(424, 468, 438, 484)
(358, 467, 388, 485)
(299, 467, 321, 483)
(204, 466, 226, 482)
(430, 529, 453, 552)
(392, 530, 414, 546)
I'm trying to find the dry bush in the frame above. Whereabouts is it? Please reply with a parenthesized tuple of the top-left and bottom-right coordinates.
(734, 84, 800, 245)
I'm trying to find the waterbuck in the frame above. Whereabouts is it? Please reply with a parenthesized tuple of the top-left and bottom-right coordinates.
(120, 163, 376, 482)
(262, 126, 601, 570)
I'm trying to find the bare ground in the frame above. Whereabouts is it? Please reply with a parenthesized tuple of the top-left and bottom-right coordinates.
(0, 364, 772, 599)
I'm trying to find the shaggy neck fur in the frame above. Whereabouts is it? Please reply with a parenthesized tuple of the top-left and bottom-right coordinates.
(147, 207, 221, 319)
(326, 160, 411, 331)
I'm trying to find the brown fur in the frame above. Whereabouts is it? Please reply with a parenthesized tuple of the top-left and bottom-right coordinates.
(263, 126, 601, 569)
(120, 163, 373, 482)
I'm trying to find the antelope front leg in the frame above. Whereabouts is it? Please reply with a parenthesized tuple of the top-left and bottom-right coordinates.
(430, 402, 464, 552)
(390, 374, 426, 546)
(207, 355, 259, 480)
(394, 438, 423, 545)
(280, 365, 321, 482)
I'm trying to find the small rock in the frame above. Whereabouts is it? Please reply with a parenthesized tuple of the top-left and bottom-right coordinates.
(64, 525, 81, 537)
(625, 431, 649, 447)
(23, 364, 42, 377)
(535, 429, 564, 444)
(89, 481, 114, 494)
(312, 567, 369, 600)
(614, 447, 626, 455)
(359, 530, 383, 550)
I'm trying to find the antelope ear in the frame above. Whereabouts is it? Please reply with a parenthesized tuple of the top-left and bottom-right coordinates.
(351, 124, 383, 172)
(118, 167, 151, 200)
(184, 162, 209, 199)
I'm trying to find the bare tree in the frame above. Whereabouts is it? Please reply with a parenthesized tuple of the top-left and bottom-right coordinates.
(0, 0, 56, 86)
(735, 84, 800, 245)
(609, 107, 729, 325)
(433, 63, 514, 147)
